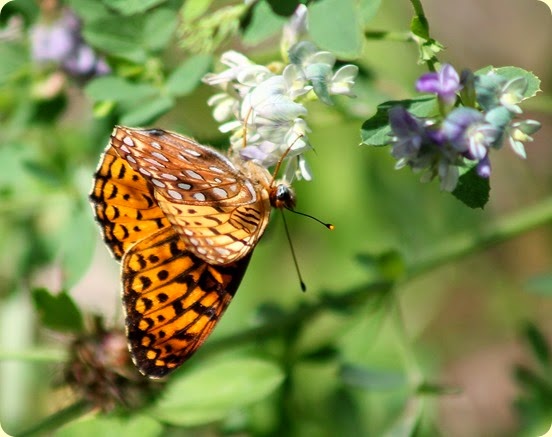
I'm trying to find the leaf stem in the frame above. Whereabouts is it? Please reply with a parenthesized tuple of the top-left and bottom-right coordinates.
(16, 400, 93, 437)
(406, 196, 552, 280)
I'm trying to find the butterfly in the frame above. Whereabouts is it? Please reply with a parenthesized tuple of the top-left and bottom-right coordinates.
(90, 126, 296, 378)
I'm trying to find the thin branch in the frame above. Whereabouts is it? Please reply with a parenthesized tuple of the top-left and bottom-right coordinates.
(16, 400, 93, 437)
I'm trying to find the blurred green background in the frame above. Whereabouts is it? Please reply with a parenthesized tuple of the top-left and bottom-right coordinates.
(0, 0, 551, 436)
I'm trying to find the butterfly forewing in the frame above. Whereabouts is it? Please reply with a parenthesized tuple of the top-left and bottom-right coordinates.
(90, 145, 170, 260)
(110, 127, 272, 264)
(122, 226, 251, 378)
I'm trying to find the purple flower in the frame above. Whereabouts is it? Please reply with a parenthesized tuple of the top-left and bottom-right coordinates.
(30, 9, 110, 79)
(476, 155, 491, 178)
(442, 108, 500, 160)
(416, 64, 462, 105)
(388, 106, 426, 160)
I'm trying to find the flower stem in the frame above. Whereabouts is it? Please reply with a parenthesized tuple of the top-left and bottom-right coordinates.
(406, 196, 552, 280)
(16, 400, 93, 437)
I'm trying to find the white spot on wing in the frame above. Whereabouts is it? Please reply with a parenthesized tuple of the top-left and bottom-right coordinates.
(123, 136, 135, 147)
(151, 141, 161, 150)
(244, 180, 256, 200)
(184, 149, 201, 157)
(152, 151, 169, 162)
(178, 183, 192, 190)
(214, 177, 222, 183)
(189, 238, 199, 246)
(151, 178, 165, 188)
(167, 189, 182, 200)
(197, 247, 207, 255)
(144, 157, 163, 167)
(120, 145, 131, 154)
(184, 229, 193, 236)
(193, 192, 206, 201)
(215, 247, 231, 256)
(185, 169, 204, 180)
(126, 155, 137, 164)
(209, 166, 224, 174)
(212, 187, 228, 198)
(161, 173, 178, 181)
(139, 167, 151, 176)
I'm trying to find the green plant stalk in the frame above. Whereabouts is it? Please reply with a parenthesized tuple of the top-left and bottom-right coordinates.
(406, 196, 552, 280)
(0, 348, 67, 363)
(16, 400, 93, 437)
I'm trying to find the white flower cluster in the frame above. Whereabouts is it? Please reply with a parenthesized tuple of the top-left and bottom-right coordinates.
(202, 39, 358, 182)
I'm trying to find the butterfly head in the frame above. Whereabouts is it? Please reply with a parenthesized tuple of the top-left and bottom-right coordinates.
(270, 181, 296, 210)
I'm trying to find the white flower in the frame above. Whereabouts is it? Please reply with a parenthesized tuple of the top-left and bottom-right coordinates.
(242, 75, 307, 123)
(202, 50, 255, 86)
(329, 64, 359, 97)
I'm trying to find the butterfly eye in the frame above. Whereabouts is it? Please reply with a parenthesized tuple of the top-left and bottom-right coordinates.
(272, 183, 296, 210)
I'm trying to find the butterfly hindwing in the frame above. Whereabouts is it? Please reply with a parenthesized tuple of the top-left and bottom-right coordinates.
(122, 226, 252, 378)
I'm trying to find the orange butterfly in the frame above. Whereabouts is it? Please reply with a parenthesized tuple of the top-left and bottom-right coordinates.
(90, 127, 296, 378)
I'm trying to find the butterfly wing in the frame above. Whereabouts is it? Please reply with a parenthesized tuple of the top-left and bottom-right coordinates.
(90, 145, 171, 260)
(110, 126, 272, 265)
(122, 225, 251, 378)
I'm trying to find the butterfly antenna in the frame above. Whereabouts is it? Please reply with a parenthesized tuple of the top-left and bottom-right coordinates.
(280, 210, 307, 292)
(286, 207, 335, 230)
(241, 107, 254, 149)
(270, 134, 305, 187)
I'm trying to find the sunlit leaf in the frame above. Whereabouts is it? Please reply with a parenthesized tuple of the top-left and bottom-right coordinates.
(32, 288, 84, 333)
(148, 358, 284, 426)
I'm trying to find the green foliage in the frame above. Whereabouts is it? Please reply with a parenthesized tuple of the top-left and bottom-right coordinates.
(57, 414, 163, 437)
(147, 358, 285, 426)
(452, 165, 490, 209)
(31, 288, 84, 333)
(0, 1, 549, 436)
(309, 0, 364, 59)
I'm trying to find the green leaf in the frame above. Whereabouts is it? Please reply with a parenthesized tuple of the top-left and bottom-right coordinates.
(410, 15, 429, 39)
(340, 364, 407, 390)
(181, 0, 213, 21)
(0, 42, 27, 85)
(83, 17, 148, 63)
(85, 76, 158, 103)
(56, 414, 163, 437)
(476, 66, 541, 100)
(308, 0, 364, 60)
(148, 358, 285, 426)
(32, 288, 84, 333)
(120, 95, 174, 125)
(165, 55, 213, 97)
(360, 97, 436, 147)
(360, 0, 382, 24)
(59, 205, 96, 288)
(523, 323, 550, 369)
(143, 8, 178, 51)
(242, 1, 286, 46)
(266, 0, 302, 17)
(100, 0, 168, 15)
(66, 0, 110, 22)
(525, 273, 552, 297)
(452, 165, 490, 209)
(356, 250, 405, 281)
